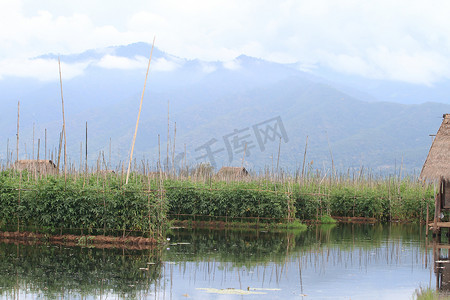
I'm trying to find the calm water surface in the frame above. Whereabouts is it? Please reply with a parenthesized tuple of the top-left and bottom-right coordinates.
(0, 224, 435, 299)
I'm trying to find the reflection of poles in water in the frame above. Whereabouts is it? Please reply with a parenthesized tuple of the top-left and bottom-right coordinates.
(170, 262, 173, 300)
(298, 255, 304, 297)
(237, 268, 242, 290)
(15, 248, 18, 300)
(434, 241, 439, 291)
(431, 238, 450, 293)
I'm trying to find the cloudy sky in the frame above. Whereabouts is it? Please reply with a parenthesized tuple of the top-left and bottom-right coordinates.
(1, 0, 450, 85)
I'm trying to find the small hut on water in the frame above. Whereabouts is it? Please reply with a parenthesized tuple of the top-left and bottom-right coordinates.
(420, 114, 450, 235)
(421, 114, 450, 181)
(421, 114, 450, 291)
(216, 167, 249, 179)
(14, 160, 58, 175)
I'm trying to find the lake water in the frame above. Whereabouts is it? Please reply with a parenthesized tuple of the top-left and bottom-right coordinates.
(0, 224, 436, 299)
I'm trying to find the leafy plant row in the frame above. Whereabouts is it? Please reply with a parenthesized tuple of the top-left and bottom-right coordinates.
(0, 173, 167, 237)
(0, 170, 436, 236)
(166, 180, 434, 222)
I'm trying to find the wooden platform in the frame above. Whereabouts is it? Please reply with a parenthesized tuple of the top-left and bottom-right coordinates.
(429, 222, 450, 229)
(427, 243, 450, 250)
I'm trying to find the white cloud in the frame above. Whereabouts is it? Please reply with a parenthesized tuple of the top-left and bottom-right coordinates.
(0, 58, 89, 81)
(96, 55, 181, 72)
(223, 60, 241, 71)
(96, 55, 148, 70)
(2, 0, 450, 84)
(200, 62, 217, 74)
(151, 57, 181, 72)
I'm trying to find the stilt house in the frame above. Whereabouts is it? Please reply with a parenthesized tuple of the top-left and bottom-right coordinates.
(421, 114, 450, 234)
(14, 160, 58, 175)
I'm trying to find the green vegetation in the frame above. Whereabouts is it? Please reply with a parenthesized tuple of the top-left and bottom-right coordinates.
(414, 287, 450, 300)
(0, 170, 167, 239)
(292, 176, 434, 222)
(320, 215, 337, 224)
(0, 168, 436, 238)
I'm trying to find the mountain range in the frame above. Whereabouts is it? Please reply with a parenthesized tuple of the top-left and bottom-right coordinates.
(0, 42, 447, 174)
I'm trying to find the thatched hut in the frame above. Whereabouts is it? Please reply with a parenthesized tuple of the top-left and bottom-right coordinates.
(147, 171, 167, 178)
(14, 160, 57, 175)
(420, 114, 450, 235)
(420, 114, 450, 181)
(216, 167, 249, 179)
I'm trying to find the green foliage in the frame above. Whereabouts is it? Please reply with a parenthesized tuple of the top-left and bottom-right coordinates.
(0, 170, 436, 237)
(0, 172, 166, 237)
(320, 215, 336, 224)
(292, 178, 434, 222)
(166, 180, 290, 221)
(414, 287, 449, 300)
(282, 220, 308, 230)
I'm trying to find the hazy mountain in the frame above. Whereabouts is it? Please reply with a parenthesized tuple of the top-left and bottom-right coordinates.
(0, 42, 446, 174)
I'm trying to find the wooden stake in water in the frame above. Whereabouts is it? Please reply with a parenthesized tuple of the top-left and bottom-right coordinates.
(126, 37, 155, 185)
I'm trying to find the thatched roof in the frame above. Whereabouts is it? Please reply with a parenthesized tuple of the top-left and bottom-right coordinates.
(420, 114, 450, 181)
(216, 167, 249, 177)
(14, 160, 57, 175)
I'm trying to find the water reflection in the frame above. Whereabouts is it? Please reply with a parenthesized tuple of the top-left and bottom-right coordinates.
(429, 234, 450, 295)
(0, 242, 162, 299)
(0, 224, 434, 299)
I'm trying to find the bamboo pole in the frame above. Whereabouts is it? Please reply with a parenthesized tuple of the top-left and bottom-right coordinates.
(326, 132, 335, 178)
(16, 101, 19, 162)
(37, 139, 40, 161)
(426, 202, 429, 237)
(58, 57, 67, 182)
(158, 134, 161, 176)
(6, 138, 9, 168)
(45, 128, 47, 160)
(126, 37, 155, 185)
(167, 99, 170, 173)
(276, 137, 281, 176)
(301, 136, 308, 180)
(56, 131, 63, 172)
(172, 121, 176, 177)
(79, 142, 82, 173)
(85, 122, 88, 175)
(433, 179, 441, 235)
(32, 123, 35, 160)
(184, 143, 187, 177)
(241, 143, 247, 169)
(109, 137, 112, 170)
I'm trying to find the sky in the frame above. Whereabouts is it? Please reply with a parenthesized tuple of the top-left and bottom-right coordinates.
(1, 0, 450, 85)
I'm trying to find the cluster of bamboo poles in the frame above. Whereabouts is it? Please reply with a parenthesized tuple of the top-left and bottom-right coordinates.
(6, 39, 158, 185)
(3, 38, 424, 194)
